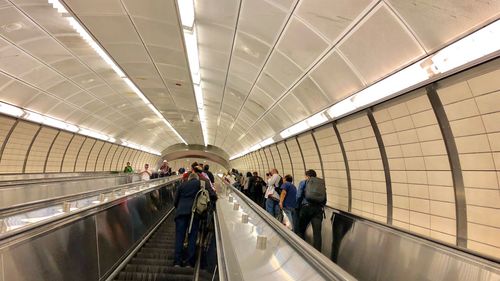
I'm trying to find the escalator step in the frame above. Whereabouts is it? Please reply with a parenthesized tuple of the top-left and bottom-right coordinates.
(115, 272, 192, 281)
(123, 264, 194, 275)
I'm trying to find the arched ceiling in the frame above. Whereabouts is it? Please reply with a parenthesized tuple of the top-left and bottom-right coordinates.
(0, 0, 498, 158)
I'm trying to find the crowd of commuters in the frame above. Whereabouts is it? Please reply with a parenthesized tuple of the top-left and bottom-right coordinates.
(227, 168, 327, 251)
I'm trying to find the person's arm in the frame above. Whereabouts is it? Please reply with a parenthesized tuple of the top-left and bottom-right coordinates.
(146, 169, 152, 176)
(296, 180, 305, 207)
(279, 189, 287, 209)
(174, 186, 181, 208)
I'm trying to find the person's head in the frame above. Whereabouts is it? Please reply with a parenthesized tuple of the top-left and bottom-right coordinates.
(271, 168, 278, 175)
(188, 172, 199, 181)
(126, 162, 131, 166)
(198, 163, 204, 170)
(191, 162, 200, 173)
(203, 164, 209, 172)
(162, 160, 168, 165)
(305, 169, 316, 179)
(246, 172, 252, 177)
(266, 172, 270, 177)
(253, 172, 258, 177)
(144, 163, 149, 169)
(284, 174, 293, 183)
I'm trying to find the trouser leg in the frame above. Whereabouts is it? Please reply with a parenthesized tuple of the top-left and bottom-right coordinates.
(297, 205, 312, 239)
(265, 198, 274, 215)
(187, 215, 200, 266)
(174, 216, 188, 265)
(311, 208, 323, 252)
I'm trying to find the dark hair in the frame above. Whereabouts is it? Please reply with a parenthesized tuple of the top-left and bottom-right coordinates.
(284, 174, 293, 182)
(246, 172, 252, 177)
(203, 164, 209, 171)
(266, 172, 270, 177)
(253, 172, 258, 176)
(305, 169, 317, 178)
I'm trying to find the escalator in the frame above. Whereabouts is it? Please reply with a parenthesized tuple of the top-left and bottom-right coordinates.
(114, 214, 214, 281)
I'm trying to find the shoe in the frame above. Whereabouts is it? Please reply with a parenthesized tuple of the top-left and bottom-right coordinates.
(173, 263, 181, 268)
(184, 265, 193, 269)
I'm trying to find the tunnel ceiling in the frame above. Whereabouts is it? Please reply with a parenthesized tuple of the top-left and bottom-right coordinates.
(0, 0, 498, 157)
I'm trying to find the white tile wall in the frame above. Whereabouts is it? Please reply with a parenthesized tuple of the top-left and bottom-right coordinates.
(25, 127, 58, 173)
(61, 135, 86, 172)
(45, 131, 73, 172)
(0, 121, 39, 173)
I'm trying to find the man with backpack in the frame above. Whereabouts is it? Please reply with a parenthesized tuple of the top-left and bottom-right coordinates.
(296, 169, 327, 252)
(174, 172, 202, 267)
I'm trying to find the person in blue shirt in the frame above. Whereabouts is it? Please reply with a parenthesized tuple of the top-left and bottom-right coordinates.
(295, 178, 308, 233)
(279, 174, 297, 230)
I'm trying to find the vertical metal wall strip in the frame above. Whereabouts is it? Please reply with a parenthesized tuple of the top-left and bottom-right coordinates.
(427, 85, 467, 247)
(267, 147, 276, 170)
(60, 134, 75, 172)
(104, 145, 117, 171)
(114, 147, 125, 171)
(22, 125, 42, 173)
(0, 119, 19, 163)
(44, 130, 60, 173)
(275, 143, 285, 176)
(84, 139, 97, 172)
(310, 130, 325, 178)
(367, 109, 393, 225)
(257, 150, 266, 174)
(262, 149, 271, 172)
(93, 142, 107, 171)
(283, 140, 295, 180)
(295, 136, 307, 172)
(73, 137, 90, 172)
(332, 122, 352, 212)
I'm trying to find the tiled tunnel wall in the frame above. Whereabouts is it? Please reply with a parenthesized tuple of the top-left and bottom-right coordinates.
(168, 158, 226, 176)
(230, 61, 500, 259)
(0, 116, 160, 174)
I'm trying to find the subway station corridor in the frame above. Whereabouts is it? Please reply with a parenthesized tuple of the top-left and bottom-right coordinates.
(0, 0, 499, 280)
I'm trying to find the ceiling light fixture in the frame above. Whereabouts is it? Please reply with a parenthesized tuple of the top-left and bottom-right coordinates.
(328, 19, 500, 119)
(178, 0, 208, 146)
(178, 0, 195, 29)
(48, 0, 187, 147)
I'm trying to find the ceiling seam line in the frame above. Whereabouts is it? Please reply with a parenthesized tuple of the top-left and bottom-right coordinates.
(225, 0, 384, 152)
(219, 0, 302, 146)
(10, 0, 152, 131)
(383, 0, 428, 55)
(0, 31, 133, 130)
(118, 0, 192, 143)
(224, 0, 382, 150)
(213, 0, 244, 146)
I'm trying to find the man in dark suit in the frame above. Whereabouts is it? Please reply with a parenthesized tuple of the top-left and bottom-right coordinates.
(173, 172, 201, 267)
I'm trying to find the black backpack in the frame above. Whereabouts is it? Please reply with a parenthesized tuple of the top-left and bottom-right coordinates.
(305, 177, 326, 205)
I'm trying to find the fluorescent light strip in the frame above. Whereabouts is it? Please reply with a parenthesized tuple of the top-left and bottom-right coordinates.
(178, 0, 195, 29)
(48, 0, 187, 146)
(0, 101, 160, 155)
(231, 20, 500, 160)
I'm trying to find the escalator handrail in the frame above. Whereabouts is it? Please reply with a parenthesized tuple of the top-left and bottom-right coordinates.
(0, 175, 181, 215)
(213, 208, 228, 281)
(0, 177, 180, 242)
(0, 173, 127, 189)
(221, 180, 356, 281)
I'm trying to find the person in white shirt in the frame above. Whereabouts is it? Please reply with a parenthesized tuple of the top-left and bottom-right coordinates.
(139, 163, 152, 181)
(265, 168, 282, 218)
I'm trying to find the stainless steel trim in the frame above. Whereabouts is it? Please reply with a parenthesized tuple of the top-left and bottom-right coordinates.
(224, 183, 356, 281)
(213, 211, 227, 281)
(332, 122, 352, 212)
(283, 140, 295, 180)
(59, 133, 75, 172)
(295, 135, 307, 172)
(274, 143, 285, 177)
(43, 130, 60, 173)
(426, 86, 468, 247)
(310, 130, 325, 178)
(84, 138, 98, 171)
(366, 109, 393, 224)
(0, 119, 18, 163)
(0, 178, 180, 243)
(22, 125, 42, 173)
